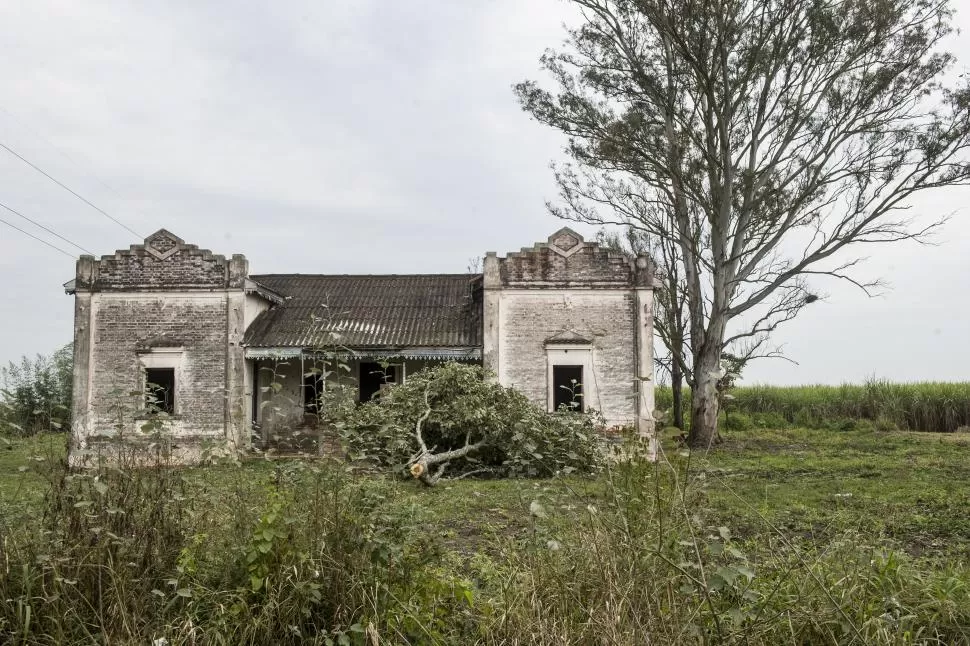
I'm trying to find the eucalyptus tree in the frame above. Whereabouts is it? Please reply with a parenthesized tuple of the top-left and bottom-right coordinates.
(517, 0, 970, 447)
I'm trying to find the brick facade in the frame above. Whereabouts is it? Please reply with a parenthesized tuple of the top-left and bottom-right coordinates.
(89, 294, 231, 435)
(68, 227, 657, 463)
(484, 228, 657, 431)
(70, 230, 257, 460)
(497, 291, 637, 425)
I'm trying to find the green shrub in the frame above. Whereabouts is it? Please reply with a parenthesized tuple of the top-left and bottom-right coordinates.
(344, 362, 603, 481)
(0, 344, 73, 436)
(722, 412, 752, 431)
(0, 450, 477, 644)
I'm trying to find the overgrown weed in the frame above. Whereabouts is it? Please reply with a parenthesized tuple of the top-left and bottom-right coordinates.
(0, 441, 476, 645)
(476, 442, 970, 645)
(2, 428, 969, 644)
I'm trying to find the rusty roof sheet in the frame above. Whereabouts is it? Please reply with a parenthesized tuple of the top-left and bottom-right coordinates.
(243, 274, 483, 349)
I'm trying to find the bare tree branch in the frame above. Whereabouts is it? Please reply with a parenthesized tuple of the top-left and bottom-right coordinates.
(518, 0, 970, 447)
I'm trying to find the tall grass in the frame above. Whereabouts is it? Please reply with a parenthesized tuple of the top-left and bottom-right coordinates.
(3, 434, 970, 644)
(475, 453, 970, 645)
(657, 379, 970, 432)
(0, 443, 477, 645)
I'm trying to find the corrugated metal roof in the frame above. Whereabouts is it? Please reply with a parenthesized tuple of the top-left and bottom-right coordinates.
(243, 274, 483, 349)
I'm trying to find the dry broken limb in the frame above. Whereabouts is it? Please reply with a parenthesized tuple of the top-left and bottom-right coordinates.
(517, 0, 970, 448)
(406, 386, 488, 487)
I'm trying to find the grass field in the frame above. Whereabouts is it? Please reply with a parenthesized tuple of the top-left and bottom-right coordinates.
(657, 381, 970, 432)
(1, 427, 969, 644)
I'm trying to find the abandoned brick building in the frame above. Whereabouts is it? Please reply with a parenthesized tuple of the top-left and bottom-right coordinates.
(65, 228, 658, 460)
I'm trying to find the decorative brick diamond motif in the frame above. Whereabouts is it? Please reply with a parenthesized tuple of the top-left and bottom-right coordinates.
(145, 230, 182, 260)
(553, 233, 579, 252)
(547, 227, 585, 257)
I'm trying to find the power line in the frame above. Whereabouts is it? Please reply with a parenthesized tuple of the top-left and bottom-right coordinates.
(0, 200, 93, 255)
(0, 140, 143, 239)
(0, 107, 138, 214)
(0, 214, 75, 259)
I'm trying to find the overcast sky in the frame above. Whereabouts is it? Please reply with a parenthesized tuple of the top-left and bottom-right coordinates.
(1, 1, 969, 385)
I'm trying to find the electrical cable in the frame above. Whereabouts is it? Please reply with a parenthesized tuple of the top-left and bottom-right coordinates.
(0, 214, 75, 258)
(0, 107, 140, 214)
(0, 200, 93, 254)
(0, 141, 143, 239)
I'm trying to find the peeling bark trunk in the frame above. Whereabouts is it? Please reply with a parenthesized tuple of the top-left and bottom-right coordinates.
(688, 349, 721, 449)
(671, 359, 684, 430)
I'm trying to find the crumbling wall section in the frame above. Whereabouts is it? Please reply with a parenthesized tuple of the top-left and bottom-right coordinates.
(485, 228, 657, 431)
(498, 291, 637, 427)
(70, 230, 251, 462)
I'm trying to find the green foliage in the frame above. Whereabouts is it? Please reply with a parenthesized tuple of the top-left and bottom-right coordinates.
(658, 379, 970, 433)
(722, 411, 752, 432)
(345, 362, 604, 479)
(0, 448, 477, 644)
(2, 427, 970, 643)
(0, 344, 72, 436)
(244, 488, 295, 593)
(481, 442, 970, 645)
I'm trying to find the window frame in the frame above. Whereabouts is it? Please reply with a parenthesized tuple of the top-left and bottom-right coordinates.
(145, 367, 176, 415)
(552, 364, 585, 412)
(138, 347, 184, 417)
(544, 343, 596, 413)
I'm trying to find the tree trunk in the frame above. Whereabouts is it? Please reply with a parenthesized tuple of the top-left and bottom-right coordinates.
(688, 350, 720, 449)
(671, 360, 684, 430)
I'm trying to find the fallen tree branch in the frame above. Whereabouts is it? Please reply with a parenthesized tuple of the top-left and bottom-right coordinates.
(407, 384, 488, 486)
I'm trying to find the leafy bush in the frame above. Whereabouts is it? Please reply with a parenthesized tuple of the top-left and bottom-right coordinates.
(0, 446, 477, 644)
(0, 344, 72, 435)
(343, 362, 603, 482)
(722, 412, 752, 431)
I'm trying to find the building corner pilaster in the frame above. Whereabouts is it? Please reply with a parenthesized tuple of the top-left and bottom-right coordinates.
(482, 252, 501, 379)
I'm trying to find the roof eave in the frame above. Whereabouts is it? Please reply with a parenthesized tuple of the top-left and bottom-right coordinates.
(244, 278, 286, 305)
(244, 346, 483, 361)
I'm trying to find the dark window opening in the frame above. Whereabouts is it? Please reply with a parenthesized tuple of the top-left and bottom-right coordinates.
(303, 371, 324, 414)
(359, 362, 398, 402)
(251, 360, 260, 426)
(552, 365, 584, 412)
(145, 368, 175, 415)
